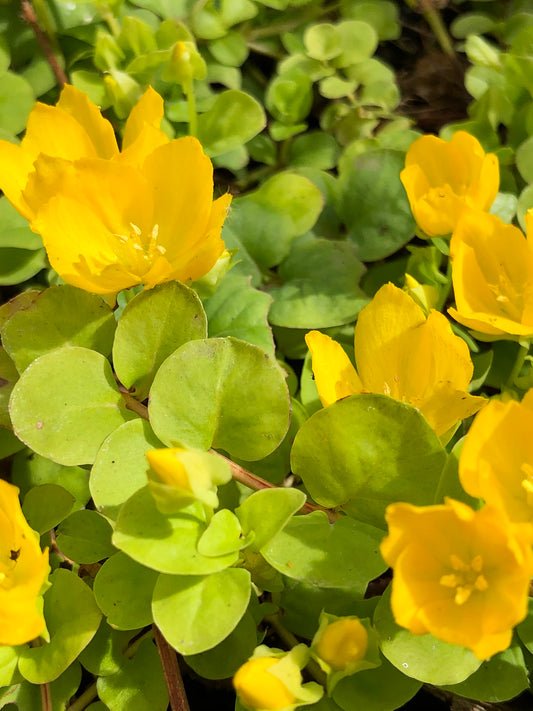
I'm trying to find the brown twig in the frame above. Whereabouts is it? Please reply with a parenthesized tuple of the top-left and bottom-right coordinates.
(40, 681, 52, 711)
(20, 0, 68, 87)
(153, 625, 190, 711)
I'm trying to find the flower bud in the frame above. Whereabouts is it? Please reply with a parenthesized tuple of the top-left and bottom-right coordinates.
(314, 617, 368, 671)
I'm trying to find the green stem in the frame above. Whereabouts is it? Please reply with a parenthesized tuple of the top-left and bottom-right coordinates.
(185, 81, 197, 138)
(265, 614, 327, 687)
(506, 341, 530, 391)
(65, 683, 98, 711)
(404, 0, 457, 60)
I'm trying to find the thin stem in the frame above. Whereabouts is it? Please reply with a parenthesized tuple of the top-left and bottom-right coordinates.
(153, 625, 190, 711)
(118, 392, 339, 522)
(41, 681, 52, 711)
(20, 0, 68, 87)
(506, 341, 530, 391)
(265, 614, 327, 687)
(185, 82, 197, 138)
(404, 0, 457, 62)
(65, 683, 98, 711)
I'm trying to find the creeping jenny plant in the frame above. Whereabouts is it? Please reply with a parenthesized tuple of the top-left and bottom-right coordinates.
(3, 1, 533, 709)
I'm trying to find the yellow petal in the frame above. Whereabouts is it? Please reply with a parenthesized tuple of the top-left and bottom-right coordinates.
(0, 140, 36, 219)
(56, 84, 118, 159)
(123, 86, 165, 149)
(305, 330, 363, 407)
(419, 382, 486, 437)
(354, 283, 426, 398)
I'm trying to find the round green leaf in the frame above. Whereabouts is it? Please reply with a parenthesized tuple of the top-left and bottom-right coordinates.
(373, 587, 481, 685)
(97, 638, 168, 711)
(269, 238, 368, 329)
(441, 642, 528, 702)
(262, 511, 385, 593)
(517, 135, 533, 183)
(197, 89, 266, 157)
(184, 611, 257, 680)
(0, 347, 18, 428)
(333, 654, 421, 711)
(336, 149, 416, 261)
(236, 488, 306, 552)
(18, 569, 102, 684)
(0, 246, 46, 286)
(90, 418, 163, 521)
(209, 31, 249, 66)
(9, 347, 135, 466)
(22, 484, 75, 534)
(333, 20, 378, 67)
(288, 131, 341, 170)
(2, 285, 116, 372)
(78, 623, 132, 677)
(304, 24, 341, 61)
(0, 71, 34, 135)
(149, 337, 290, 461)
(113, 281, 207, 400)
(291, 395, 447, 529)
(93, 552, 158, 630)
(152, 568, 251, 654)
(113, 487, 238, 574)
(56, 510, 116, 564)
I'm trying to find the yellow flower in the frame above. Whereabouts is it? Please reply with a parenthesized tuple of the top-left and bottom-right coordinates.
(145, 447, 231, 513)
(381, 498, 533, 660)
(233, 657, 297, 711)
(305, 282, 485, 437)
(314, 618, 368, 671)
(400, 131, 499, 237)
(459, 390, 533, 524)
(233, 645, 323, 711)
(448, 208, 533, 338)
(0, 480, 49, 646)
(0, 84, 167, 221)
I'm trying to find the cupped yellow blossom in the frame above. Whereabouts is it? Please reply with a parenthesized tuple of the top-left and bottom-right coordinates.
(234, 657, 297, 711)
(145, 447, 231, 513)
(448, 208, 533, 338)
(305, 282, 485, 437)
(0, 480, 49, 646)
(233, 644, 323, 711)
(26, 137, 231, 295)
(459, 389, 533, 523)
(314, 618, 368, 671)
(0, 84, 167, 221)
(381, 498, 533, 660)
(400, 131, 499, 237)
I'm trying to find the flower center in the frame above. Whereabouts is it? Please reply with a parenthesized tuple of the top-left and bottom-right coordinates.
(113, 222, 167, 275)
(439, 553, 488, 605)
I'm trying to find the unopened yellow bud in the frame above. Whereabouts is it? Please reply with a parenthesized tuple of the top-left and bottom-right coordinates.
(233, 657, 296, 711)
(315, 618, 368, 671)
(146, 448, 193, 491)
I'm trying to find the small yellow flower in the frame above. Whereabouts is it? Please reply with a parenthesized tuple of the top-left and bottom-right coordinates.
(459, 390, 533, 524)
(0, 84, 167, 221)
(314, 618, 368, 671)
(305, 282, 485, 437)
(145, 447, 231, 513)
(400, 131, 499, 237)
(381, 498, 533, 660)
(233, 645, 323, 711)
(0, 480, 49, 646)
(448, 208, 533, 338)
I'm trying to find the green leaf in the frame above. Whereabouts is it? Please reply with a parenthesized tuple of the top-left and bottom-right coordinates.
(197, 90, 266, 157)
(336, 149, 416, 261)
(1, 285, 116, 372)
(373, 587, 481, 685)
(236, 488, 306, 551)
(332, 655, 421, 711)
(113, 487, 238, 574)
(90, 418, 163, 521)
(96, 638, 168, 711)
(204, 274, 274, 357)
(18, 569, 101, 684)
(9, 347, 135, 466)
(0, 647, 21, 688)
(56, 510, 115, 564)
(229, 172, 323, 269)
(0, 347, 18, 428)
(0, 662, 81, 710)
(22, 484, 75, 534)
(268, 238, 368, 329)
(441, 641, 528, 702)
(516, 135, 533, 183)
(303, 24, 341, 61)
(149, 337, 290, 461)
(113, 281, 207, 400)
(184, 611, 257, 679)
(0, 71, 34, 135)
(197, 509, 250, 556)
(78, 622, 133, 677)
(341, 0, 400, 41)
(209, 31, 248, 66)
(266, 71, 313, 125)
(93, 553, 158, 630)
(262, 512, 385, 594)
(12, 450, 90, 511)
(288, 132, 340, 170)
(0, 197, 42, 250)
(291, 395, 447, 528)
(332, 20, 378, 67)
(0, 428, 24, 460)
(0, 247, 46, 286)
(152, 568, 251, 654)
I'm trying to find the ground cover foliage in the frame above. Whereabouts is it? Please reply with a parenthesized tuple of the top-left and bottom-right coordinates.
(3, 1, 533, 710)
